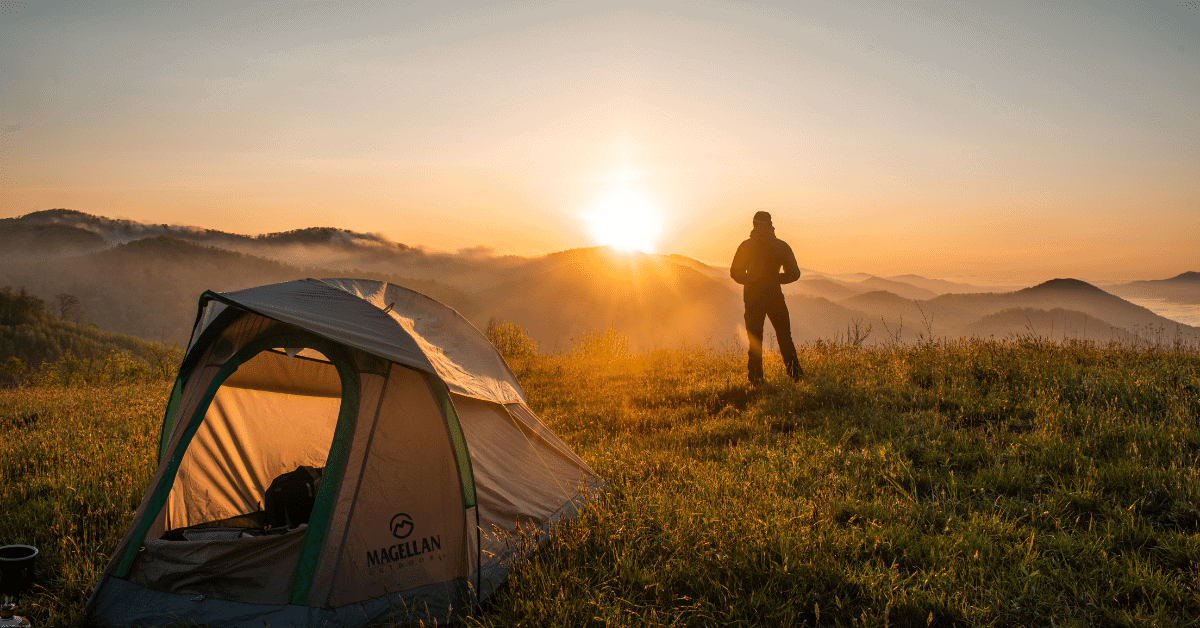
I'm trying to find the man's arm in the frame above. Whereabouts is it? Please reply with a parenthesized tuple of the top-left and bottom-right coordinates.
(730, 240, 756, 285)
(777, 241, 801, 285)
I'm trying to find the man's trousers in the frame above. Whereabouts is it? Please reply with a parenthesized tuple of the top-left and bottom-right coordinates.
(745, 292, 800, 384)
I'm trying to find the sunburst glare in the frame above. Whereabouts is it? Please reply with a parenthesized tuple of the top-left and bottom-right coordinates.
(585, 187, 664, 253)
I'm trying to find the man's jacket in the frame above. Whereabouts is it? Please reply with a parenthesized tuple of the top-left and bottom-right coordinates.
(730, 227, 801, 303)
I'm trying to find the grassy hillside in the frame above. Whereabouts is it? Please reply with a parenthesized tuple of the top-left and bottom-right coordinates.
(1, 338, 1197, 626)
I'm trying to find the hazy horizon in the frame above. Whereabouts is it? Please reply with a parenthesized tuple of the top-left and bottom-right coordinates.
(4, 206, 1199, 291)
(3, 1, 1198, 283)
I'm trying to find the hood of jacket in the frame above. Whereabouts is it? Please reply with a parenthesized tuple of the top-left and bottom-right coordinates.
(749, 224, 776, 241)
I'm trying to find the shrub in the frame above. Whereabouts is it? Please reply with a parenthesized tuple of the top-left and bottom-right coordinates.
(1, 356, 26, 387)
(485, 318, 539, 359)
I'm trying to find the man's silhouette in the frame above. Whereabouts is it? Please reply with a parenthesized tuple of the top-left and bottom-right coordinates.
(730, 211, 802, 384)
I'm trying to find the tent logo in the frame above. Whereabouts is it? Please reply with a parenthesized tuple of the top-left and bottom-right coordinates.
(367, 516, 444, 571)
(390, 513, 414, 539)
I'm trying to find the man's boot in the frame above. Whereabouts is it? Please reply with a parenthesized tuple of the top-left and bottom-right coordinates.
(748, 353, 763, 386)
(785, 355, 802, 382)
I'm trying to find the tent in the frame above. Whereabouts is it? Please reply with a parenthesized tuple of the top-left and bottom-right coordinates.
(82, 278, 602, 626)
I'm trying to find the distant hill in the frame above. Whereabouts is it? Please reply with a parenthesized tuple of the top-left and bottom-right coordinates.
(664, 254, 735, 285)
(1108, 271, 1200, 305)
(4, 209, 1197, 350)
(887, 274, 992, 294)
(784, 295, 877, 344)
(1, 231, 741, 351)
(790, 276, 862, 301)
(0, 218, 108, 259)
(827, 290, 972, 341)
(958, 307, 1138, 344)
(1, 237, 300, 342)
(14, 208, 248, 245)
(477, 246, 741, 351)
(1164, 271, 1200, 283)
(928, 278, 1191, 334)
(858, 276, 938, 301)
(840, 290, 925, 317)
(801, 277, 1200, 346)
(0, 236, 480, 344)
(2, 209, 524, 290)
(787, 273, 991, 302)
(1017, 278, 1108, 295)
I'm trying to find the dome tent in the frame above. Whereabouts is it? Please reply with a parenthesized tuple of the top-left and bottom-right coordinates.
(82, 278, 602, 626)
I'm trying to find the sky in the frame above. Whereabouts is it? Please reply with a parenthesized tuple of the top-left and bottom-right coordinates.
(1, 0, 1198, 282)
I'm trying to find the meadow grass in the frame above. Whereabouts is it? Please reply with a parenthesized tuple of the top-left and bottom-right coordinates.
(1, 339, 1197, 626)
(479, 339, 1199, 627)
(0, 383, 166, 624)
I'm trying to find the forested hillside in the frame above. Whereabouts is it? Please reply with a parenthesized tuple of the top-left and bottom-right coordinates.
(0, 287, 180, 387)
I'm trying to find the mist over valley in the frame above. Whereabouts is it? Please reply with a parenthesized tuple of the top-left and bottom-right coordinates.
(3, 209, 1197, 351)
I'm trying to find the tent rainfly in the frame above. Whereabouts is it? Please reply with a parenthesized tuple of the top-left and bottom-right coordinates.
(81, 278, 602, 626)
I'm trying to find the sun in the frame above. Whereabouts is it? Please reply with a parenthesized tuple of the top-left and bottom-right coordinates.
(585, 187, 664, 253)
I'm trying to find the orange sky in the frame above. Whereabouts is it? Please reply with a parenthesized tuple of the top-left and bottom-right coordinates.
(2, 0, 1198, 282)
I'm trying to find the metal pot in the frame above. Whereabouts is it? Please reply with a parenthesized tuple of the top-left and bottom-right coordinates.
(0, 546, 37, 596)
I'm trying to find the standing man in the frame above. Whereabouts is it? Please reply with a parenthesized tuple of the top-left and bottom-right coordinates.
(730, 211, 802, 385)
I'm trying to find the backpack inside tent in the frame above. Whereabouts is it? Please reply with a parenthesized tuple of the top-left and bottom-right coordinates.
(81, 278, 603, 627)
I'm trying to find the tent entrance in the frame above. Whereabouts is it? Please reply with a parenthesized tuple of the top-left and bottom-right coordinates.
(119, 331, 363, 604)
(164, 345, 343, 534)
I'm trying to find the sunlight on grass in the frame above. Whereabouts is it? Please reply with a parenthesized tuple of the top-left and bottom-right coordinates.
(482, 339, 1200, 627)
(2, 338, 1198, 626)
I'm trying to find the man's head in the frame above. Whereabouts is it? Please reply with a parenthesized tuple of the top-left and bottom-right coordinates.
(753, 211, 772, 227)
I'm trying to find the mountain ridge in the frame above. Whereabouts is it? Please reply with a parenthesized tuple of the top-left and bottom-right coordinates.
(1104, 272, 1200, 306)
(2, 210, 1197, 348)
(1167, 271, 1200, 283)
